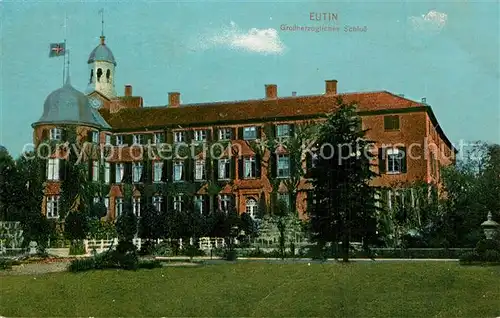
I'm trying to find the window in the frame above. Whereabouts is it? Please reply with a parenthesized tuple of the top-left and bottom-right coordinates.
(384, 115, 400, 131)
(133, 197, 141, 217)
(132, 134, 143, 145)
(153, 196, 163, 211)
(105, 134, 111, 145)
(49, 128, 62, 141)
(219, 195, 232, 212)
(218, 159, 231, 180)
(92, 161, 99, 182)
(115, 198, 123, 217)
(133, 162, 143, 183)
(47, 158, 60, 180)
(276, 124, 290, 138)
(173, 161, 184, 181)
(46, 196, 60, 218)
(387, 148, 403, 174)
(245, 198, 258, 219)
(174, 195, 183, 211)
(97, 68, 102, 82)
(115, 163, 124, 183)
(194, 195, 204, 214)
(219, 128, 232, 140)
(116, 135, 124, 146)
(106, 69, 111, 83)
(91, 131, 99, 144)
(277, 155, 290, 178)
(174, 132, 185, 143)
(195, 160, 205, 181)
(104, 197, 109, 210)
(244, 157, 256, 178)
(153, 133, 164, 144)
(243, 127, 257, 140)
(153, 161, 163, 183)
(278, 193, 290, 209)
(194, 130, 207, 142)
(104, 162, 110, 184)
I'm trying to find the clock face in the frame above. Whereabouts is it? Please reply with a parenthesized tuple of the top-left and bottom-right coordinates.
(89, 97, 103, 109)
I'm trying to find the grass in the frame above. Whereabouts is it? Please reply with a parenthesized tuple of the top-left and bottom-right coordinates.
(1, 262, 499, 317)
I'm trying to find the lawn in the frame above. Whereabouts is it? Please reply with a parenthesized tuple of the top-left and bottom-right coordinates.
(1, 262, 499, 317)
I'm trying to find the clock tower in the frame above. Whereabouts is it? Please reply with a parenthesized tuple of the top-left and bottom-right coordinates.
(86, 34, 117, 99)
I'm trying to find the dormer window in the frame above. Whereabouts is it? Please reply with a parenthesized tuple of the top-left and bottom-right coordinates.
(153, 133, 164, 144)
(194, 130, 207, 142)
(91, 131, 99, 144)
(116, 135, 124, 146)
(132, 134, 143, 145)
(49, 128, 62, 141)
(105, 134, 111, 145)
(243, 127, 257, 140)
(174, 132, 185, 143)
(219, 128, 232, 140)
(276, 124, 290, 139)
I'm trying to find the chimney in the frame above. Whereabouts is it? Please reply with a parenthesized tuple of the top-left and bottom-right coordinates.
(421, 97, 427, 104)
(124, 85, 132, 97)
(325, 80, 338, 95)
(265, 84, 277, 99)
(169, 92, 180, 107)
(291, 91, 297, 97)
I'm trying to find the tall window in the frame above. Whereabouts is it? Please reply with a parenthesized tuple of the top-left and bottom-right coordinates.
(133, 162, 143, 183)
(174, 132, 185, 143)
(173, 161, 184, 181)
(91, 131, 99, 144)
(218, 128, 232, 140)
(115, 198, 123, 218)
(218, 159, 231, 180)
(133, 197, 141, 217)
(132, 134, 143, 145)
(47, 158, 60, 180)
(243, 127, 257, 140)
(174, 195, 183, 211)
(105, 134, 111, 145)
(278, 193, 290, 209)
(115, 163, 124, 183)
(49, 128, 62, 141)
(153, 196, 163, 211)
(218, 194, 232, 212)
(46, 196, 60, 218)
(384, 115, 400, 131)
(153, 133, 164, 144)
(153, 161, 163, 183)
(194, 130, 207, 142)
(194, 195, 204, 214)
(387, 149, 403, 173)
(276, 124, 290, 138)
(245, 198, 258, 219)
(244, 157, 256, 178)
(116, 135, 124, 146)
(277, 155, 290, 178)
(104, 162, 110, 184)
(195, 160, 205, 181)
(92, 161, 99, 182)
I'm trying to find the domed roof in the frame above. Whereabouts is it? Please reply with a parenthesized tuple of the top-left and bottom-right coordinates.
(32, 77, 111, 130)
(88, 36, 116, 66)
(0, 145, 7, 153)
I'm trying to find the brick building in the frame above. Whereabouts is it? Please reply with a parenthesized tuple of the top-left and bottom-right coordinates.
(32, 35, 456, 220)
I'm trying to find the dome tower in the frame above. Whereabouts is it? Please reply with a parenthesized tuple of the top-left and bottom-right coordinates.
(86, 35, 117, 98)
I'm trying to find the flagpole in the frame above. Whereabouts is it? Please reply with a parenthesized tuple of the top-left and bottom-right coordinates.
(62, 13, 67, 85)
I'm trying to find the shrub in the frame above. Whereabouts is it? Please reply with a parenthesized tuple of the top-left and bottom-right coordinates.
(138, 240, 156, 256)
(0, 258, 13, 270)
(476, 239, 500, 254)
(223, 249, 238, 261)
(182, 245, 205, 259)
(68, 257, 96, 272)
(153, 242, 174, 257)
(69, 240, 86, 255)
(138, 260, 163, 269)
(113, 240, 138, 270)
(481, 249, 500, 263)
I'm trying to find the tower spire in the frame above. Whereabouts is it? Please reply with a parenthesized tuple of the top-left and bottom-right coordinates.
(99, 8, 105, 44)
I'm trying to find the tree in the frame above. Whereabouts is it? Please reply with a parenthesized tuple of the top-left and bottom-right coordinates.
(273, 198, 290, 259)
(138, 203, 162, 254)
(308, 97, 380, 262)
(0, 148, 24, 221)
(239, 212, 258, 246)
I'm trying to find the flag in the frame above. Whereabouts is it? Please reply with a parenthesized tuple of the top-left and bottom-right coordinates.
(49, 43, 65, 58)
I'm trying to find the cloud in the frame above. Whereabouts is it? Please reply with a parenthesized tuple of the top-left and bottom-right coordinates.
(409, 10, 448, 33)
(197, 21, 286, 55)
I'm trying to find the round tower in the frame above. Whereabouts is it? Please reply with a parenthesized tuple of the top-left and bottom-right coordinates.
(86, 35, 117, 98)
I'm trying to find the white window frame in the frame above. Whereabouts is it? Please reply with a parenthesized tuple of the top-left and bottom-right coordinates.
(47, 158, 60, 181)
(92, 160, 99, 182)
(46, 196, 60, 218)
(91, 131, 99, 144)
(218, 159, 231, 180)
(115, 197, 123, 217)
(276, 124, 290, 138)
(387, 148, 403, 174)
(133, 162, 143, 183)
(153, 161, 163, 183)
(243, 126, 257, 140)
(105, 134, 111, 145)
(218, 128, 232, 140)
(219, 194, 232, 212)
(195, 160, 205, 181)
(104, 162, 110, 184)
(50, 128, 62, 141)
(132, 134, 143, 145)
(244, 157, 256, 179)
(173, 160, 184, 182)
(174, 132, 185, 143)
(153, 133, 163, 144)
(194, 195, 204, 214)
(153, 196, 163, 211)
(277, 154, 290, 178)
(174, 195, 183, 211)
(245, 198, 258, 219)
(194, 130, 207, 142)
(133, 197, 141, 217)
(116, 135, 124, 146)
(115, 163, 124, 183)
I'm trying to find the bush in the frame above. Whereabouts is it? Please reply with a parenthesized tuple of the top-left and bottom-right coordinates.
(223, 249, 238, 261)
(460, 239, 500, 265)
(138, 260, 163, 269)
(152, 242, 174, 257)
(69, 240, 86, 255)
(476, 239, 500, 254)
(182, 245, 205, 258)
(68, 257, 96, 272)
(138, 240, 156, 256)
(113, 240, 139, 270)
(481, 249, 500, 263)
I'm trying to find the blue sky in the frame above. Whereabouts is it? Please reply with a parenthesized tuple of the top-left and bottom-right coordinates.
(0, 0, 499, 155)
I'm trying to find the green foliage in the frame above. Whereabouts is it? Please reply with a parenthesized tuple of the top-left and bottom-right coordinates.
(138, 203, 162, 242)
(68, 240, 86, 255)
(116, 206, 137, 242)
(89, 202, 107, 220)
(64, 210, 90, 241)
(152, 242, 174, 256)
(138, 260, 163, 269)
(88, 220, 116, 240)
(460, 238, 500, 265)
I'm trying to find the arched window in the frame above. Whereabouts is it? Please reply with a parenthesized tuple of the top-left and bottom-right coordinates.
(96, 68, 102, 82)
(245, 198, 258, 219)
(106, 69, 111, 83)
(89, 69, 94, 84)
